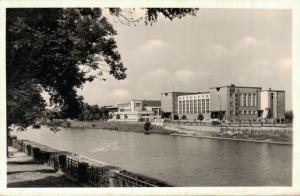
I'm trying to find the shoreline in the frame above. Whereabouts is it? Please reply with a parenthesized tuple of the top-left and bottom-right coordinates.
(169, 133, 292, 145)
(60, 120, 292, 145)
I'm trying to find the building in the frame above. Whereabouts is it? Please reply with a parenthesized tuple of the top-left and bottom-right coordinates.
(177, 92, 210, 120)
(260, 88, 285, 122)
(209, 84, 261, 121)
(112, 99, 161, 122)
(160, 92, 195, 120)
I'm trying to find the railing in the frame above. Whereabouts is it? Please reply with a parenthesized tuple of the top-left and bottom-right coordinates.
(9, 137, 173, 187)
(165, 120, 292, 127)
(112, 171, 156, 187)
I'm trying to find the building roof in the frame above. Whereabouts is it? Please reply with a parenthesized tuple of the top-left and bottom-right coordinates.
(142, 100, 161, 107)
(178, 92, 210, 97)
(261, 89, 285, 92)
(210, 85, 262, 89)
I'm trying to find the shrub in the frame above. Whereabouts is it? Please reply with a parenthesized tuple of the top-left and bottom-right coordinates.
(116, 114, 120, 119)
(173, 115, 179, 120)
(181, 115, 187, 120)
(144, 121, 151, 131)
(197, 113, 204, 121)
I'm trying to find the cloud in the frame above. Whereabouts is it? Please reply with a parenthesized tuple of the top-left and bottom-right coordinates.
(150, 68, 171, 77)
(174, 69, 196, 83)
(141, 39, 165, 50)
(277, 58, 291, 72)
(110, 88, 130, 98)
(236, 36, 257, 48)
(202, 44, 233, 59)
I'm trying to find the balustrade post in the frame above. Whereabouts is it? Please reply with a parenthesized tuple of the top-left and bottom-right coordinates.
(32, 147, 41, 160)
(78, 162, 89, 183)
(58, 154, 67, 172)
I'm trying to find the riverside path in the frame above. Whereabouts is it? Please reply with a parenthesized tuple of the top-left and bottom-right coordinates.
(7, 147, 81, 187)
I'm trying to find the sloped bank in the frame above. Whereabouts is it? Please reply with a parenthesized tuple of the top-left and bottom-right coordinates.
(61, 120, 178, 135)
(9, 136, 173, 187)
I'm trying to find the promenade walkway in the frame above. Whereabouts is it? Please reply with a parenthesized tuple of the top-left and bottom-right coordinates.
(7, 147, 81, 187)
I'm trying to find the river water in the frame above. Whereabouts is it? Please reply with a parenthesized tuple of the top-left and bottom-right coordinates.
(13, 126, 292, 186)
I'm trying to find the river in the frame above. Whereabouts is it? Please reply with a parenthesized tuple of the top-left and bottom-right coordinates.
(13, 126, 292, 186)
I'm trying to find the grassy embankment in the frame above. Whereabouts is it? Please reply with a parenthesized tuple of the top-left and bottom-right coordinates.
(62, 120, 178, 135)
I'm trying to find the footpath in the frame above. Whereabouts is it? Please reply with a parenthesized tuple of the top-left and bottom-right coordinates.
(7, 147, 81, 187)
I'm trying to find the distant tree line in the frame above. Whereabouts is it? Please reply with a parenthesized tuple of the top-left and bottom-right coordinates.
(77, 103, 112, 121)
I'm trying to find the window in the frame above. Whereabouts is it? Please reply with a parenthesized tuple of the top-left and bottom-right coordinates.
(230, 111, 233, 115)
(178, 101, 182, 114)
(206, 99, 209, 113)
(194, 100, 197, 114)
(248, 94, 251, 106)
(240, 94, 243, 106)
(243, 94, 247, 106)
(198, 99, 201, 114)
(190, 100, 194, 114)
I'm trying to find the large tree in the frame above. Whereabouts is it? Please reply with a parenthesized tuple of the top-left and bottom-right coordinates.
(7, 8, 198, 130)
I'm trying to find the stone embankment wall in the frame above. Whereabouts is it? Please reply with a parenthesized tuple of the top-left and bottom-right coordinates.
(9, 137, 172, 187)
(220, 127, 292, 137)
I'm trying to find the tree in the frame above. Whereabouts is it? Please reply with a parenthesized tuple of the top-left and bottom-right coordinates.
(217, 112, 224, 120)
(285, 111, 293, 123)
(266, 107, 273, 119)
(197, 113, 204, 121)
(116, 114, 121, 120)
(124, 114, 128, 120)
(181, 115, 187, 120)
(173, 115, 179, 120)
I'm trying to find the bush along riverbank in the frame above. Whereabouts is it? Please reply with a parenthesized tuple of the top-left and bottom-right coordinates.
(60, 120, 178, 135)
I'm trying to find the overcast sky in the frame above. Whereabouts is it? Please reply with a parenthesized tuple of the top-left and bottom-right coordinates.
(78, 9, 292, 110)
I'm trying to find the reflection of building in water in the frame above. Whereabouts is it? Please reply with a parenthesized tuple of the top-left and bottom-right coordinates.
(112, 99, 161, 122)
(260, 88, 285, 122)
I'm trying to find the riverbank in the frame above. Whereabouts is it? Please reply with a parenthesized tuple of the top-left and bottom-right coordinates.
(60, 120, 292, 144)
(61, 120, 178, 135)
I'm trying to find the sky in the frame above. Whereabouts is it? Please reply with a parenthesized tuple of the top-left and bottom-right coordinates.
(77, 9, 292, 110)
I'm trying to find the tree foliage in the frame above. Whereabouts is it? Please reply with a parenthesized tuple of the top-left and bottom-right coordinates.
(284, 111, 293, 123)
(7, 8, 198, 129)
(197, 113, 204, 121)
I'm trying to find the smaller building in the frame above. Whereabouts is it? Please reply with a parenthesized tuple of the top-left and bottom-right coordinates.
(260, 89, 285, 122)
(177, 92, 210, 120)
(112, 99, 161, 122)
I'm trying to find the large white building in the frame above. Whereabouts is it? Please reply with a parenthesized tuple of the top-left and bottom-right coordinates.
(177, 92, 210, 120)
(260, 89, 285, 122)
(112, 99, 161, 122)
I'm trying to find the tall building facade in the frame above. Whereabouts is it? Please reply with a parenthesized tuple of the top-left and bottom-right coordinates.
(260, 89, 285, 121)
(209, 84, 261, 121)
(177, 93, 210, 120)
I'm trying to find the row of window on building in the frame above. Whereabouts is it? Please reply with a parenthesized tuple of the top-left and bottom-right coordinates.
(178, 99, 210, 114)
(239, 93, 257, 107)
